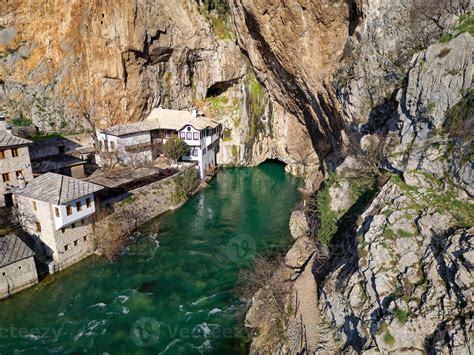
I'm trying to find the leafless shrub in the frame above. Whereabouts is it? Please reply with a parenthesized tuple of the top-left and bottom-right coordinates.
(345, 133, 386, 177)
(92, 207, 134, 262)
(408, 0, 469, 48)
(236, 254, 287, 314)
(11, 205, 35, 230)
(99, 151, 120, 172)
(173, 168, 199, 202)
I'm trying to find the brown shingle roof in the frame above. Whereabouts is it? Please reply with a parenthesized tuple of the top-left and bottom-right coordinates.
(15, 173, 103, 205)
(0, 234, 34, 268)
(0, 132, 32, 148)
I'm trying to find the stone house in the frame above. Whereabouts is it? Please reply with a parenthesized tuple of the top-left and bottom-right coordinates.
(14, 173, 103, 273)
(0, 234, 39, 299)
(96, 107, 221, 178)
(0, 132, 34, 207)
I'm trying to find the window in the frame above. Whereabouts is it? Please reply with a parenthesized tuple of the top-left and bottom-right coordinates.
(76, 201, 82, 212)
(203, 148, 207, 155)
(35, 222, 41, 232)
(192, 149, 198, 157)
(193, 132, 199, 140)
(66, 205, 73, 216)
(86, 198, 91, 208)
(2, 173, 9, 182)
(74, 240, 78, 246)
(180, 132, 186, 139)
(32, 201, 37, 211)
(61, 228, 65, 234)
(110, 141, 115, 150)
(55, 207, 60, 217)
(71, 223, 76, 228)
(104, 141, 109, 151)
(15, 171, 22, 179)
(186, 132, 192, 140)
(83, 236, 88, 242)
(64, 244, 69, 251)
(0, 150, 5, 159)
(11, 148, 19, 157)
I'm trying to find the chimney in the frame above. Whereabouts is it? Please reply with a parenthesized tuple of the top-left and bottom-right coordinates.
(192, 108, 198, 118)
(0, 112, 6, 132)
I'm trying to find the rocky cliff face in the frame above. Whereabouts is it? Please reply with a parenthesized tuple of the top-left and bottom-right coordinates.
(236, 1, 472, 353)
(0, 0, 317, 171)
(1, 0, 242, 127)
(1, 0, 472, 353)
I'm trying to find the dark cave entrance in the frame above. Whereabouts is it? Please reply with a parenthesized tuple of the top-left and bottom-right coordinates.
(205, 79, 239, 97)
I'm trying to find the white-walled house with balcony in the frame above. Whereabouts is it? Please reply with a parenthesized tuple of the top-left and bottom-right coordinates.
(96, 108, 221, 178)
(14, 173, 103, 272)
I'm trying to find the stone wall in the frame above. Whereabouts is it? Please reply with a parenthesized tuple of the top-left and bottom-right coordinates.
(51, 216, 95, 273)
(0, 145, 33, 206)
(98, 164, 197, 231)
(29, 137, 82, 160)
(0, 256, 38, 299)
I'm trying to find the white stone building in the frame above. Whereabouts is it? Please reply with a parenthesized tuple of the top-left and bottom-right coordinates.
(96, 108, 221, 178)
(0, 234, 39, 299)
(0, 132, 34, 207)
(14, 173, 103, 272)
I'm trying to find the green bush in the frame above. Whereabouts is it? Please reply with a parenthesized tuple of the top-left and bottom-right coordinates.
(438, 14, 474, 43)
(222, 128, 232, 142)
(456, 14, 474, 36)
(316, 175, 377, 246)
(398, 229, 415, 238)
(443, 89, 473, 138)
(164, 136, 189, 163)
(10, 117, 32, 127)
(316, 179, 340, 246)
(393, 308, 409, 324)
(383, 332, 395, 346)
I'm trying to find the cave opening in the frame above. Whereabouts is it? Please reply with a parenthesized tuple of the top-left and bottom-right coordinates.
(205, 79, 239, 97)
(261, 159, 286, 168)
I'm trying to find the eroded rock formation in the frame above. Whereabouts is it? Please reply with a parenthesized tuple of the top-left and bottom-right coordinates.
(1, 0, 472, 353)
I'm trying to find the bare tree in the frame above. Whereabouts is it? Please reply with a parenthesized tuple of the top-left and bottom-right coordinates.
(92, 207, 130, 262)
(236, 254, 288, 314)
(11, 205, 36, 231)
(173, 168, 199, 202)
(408, 0, 470, 49)
(99, 150, 120, 172)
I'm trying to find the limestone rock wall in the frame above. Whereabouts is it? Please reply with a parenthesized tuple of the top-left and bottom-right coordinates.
(1, 0, 318, 173)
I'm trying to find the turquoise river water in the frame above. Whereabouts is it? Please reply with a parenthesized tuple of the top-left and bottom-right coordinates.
(0, 162, 301, 354)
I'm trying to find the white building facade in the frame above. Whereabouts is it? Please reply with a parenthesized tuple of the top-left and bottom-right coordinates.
(96, 108, 221, 178)
(14, 173, 103, 272)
